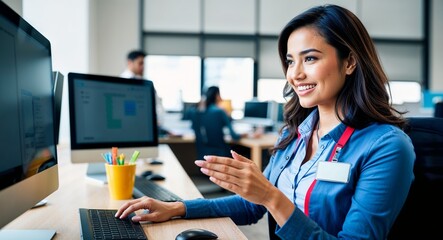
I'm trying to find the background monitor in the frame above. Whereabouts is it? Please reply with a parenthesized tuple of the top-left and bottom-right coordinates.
(238, 100, 275, 127)
(277, 102, 284, 123)
(0, 2, 58, 238)
(435, 101, 443, 118)
(68, 73, 159, 182)
(422, 90, 443, 109)
(181, 101, 198, 120)
(52, 71, 64, 145)
(272, 102, 285, 132)
(244, 101, 268, 119)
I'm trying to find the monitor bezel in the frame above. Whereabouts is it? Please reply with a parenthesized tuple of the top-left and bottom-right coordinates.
(52, 71, 64, 145)
(67, 72, 159, 163)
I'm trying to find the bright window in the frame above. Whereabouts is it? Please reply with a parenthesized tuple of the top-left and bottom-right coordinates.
(257, 78, 287, 103)
(387, 81, 421, 105)
(204, 57, 254, 119)
(145, 55, 201, 111)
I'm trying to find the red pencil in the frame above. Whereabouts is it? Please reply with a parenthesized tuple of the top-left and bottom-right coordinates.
(111, 147, 118, 165)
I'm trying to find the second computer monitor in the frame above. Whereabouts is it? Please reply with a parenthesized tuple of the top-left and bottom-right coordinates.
(244, 101, 269, 119)
(68, 73, 159, 165)
(52, 71, 64, 145)
(240, 100, 275, 127)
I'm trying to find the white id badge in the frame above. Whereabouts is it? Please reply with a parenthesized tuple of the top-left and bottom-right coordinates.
(316, 161, 351, 183)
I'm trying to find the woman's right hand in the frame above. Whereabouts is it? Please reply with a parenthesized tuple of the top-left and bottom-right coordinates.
(115, 196, 186, 223)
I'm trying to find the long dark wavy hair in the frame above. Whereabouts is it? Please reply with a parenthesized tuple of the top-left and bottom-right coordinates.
(272, 4, 407, 153)
(205, 86, 220, 108)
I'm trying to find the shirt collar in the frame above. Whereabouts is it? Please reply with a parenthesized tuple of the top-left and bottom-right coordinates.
(298, 109, 319, 137)
(298, 108, 348, 143)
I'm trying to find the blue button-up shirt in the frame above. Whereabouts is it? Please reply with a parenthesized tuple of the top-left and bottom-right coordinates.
(183, 109, 415, 239)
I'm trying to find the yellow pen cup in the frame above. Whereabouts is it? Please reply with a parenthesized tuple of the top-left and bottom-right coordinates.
(105, 163, 136, 200)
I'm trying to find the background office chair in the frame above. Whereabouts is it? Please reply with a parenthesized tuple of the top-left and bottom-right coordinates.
(434, 101, 443, 118)
(192, 111, 233, 160)
(188, 110, 231, 195)
(388, 117, 443, 239)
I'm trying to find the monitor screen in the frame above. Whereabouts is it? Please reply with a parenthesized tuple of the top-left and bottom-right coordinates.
(244, 101, 268, 119)
(239, 100, 274, 126)
(68, 73, 159, 165)
(182, 102, 198, 120)
(277, 102, 284, 122)
(0, 1, 58, 233)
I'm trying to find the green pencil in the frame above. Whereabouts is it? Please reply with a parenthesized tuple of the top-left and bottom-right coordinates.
(129, 150, 140, 164)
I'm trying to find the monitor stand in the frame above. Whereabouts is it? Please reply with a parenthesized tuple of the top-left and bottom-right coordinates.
(32, 198, 48, 208)
(0, 230, 56, 240)
(86, 162, 108, 184)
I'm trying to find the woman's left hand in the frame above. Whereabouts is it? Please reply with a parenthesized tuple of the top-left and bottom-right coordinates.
(195, 151, 275, 206)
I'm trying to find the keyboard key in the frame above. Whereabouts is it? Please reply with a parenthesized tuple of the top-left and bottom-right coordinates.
(133, 176, 182, 202)
(79, 208, 147, 240)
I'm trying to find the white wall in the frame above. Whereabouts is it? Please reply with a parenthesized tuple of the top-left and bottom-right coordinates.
(17, 0, 139, 146)
(2, 0, 22, 15)
(20, 0, 90, 146)
(94, 0, 139, 77)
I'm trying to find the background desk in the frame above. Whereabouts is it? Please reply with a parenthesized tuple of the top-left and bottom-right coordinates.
(233, 133, 278, 169)
(160, 133, 278, 173)
(4, 144, 247, 240)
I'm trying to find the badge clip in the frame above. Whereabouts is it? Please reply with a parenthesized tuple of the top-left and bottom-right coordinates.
(331, 146, 342, 162)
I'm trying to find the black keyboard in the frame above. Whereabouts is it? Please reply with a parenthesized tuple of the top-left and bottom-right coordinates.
(79, 208, 147, 240)
(133, 176, 182, 202)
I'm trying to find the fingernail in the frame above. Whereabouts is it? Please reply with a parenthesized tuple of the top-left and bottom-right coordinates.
(132, 216, 141, 221)
(195, 160, 204, 166)
(200, 168, 208, 174)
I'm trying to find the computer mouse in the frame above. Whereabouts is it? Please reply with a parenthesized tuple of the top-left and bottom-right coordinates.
(140, 170, 153, 178)
(175, 228, 218, 240)
(149, 159, 163, 165)
(146, 173, 165, 181)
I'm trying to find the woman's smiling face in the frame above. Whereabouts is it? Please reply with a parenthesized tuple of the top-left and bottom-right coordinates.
(285, 26, 352, 110)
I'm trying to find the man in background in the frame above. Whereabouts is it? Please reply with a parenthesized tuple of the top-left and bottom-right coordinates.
(120, 50, 146, 79)
(120, 50, 173, 137)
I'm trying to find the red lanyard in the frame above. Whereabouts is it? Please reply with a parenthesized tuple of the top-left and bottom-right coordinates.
(303, 126, 355, 216)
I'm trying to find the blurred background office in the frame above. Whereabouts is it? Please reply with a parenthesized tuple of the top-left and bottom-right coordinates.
(3, 0, 442, 147)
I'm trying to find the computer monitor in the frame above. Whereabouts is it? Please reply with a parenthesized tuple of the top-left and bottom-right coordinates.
(276, 102, 284, 123)
(270, 102, 286, 131)
(239, 100, 274, 126)
(244, 101, 268, 119)
(181, 101, 198, 120)
(0, 2, 58, 239)
(52, 71, 64, 145)
(68, 73, 159, 183)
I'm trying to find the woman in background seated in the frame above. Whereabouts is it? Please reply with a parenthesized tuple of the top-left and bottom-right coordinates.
(188, 86, 260, 159)
(116, 4, 415, 239)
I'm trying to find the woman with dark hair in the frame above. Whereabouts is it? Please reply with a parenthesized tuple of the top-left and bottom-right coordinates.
(204, 86, 221, 108)
(190, 86, 247, 159)
(116, 5, 415, 239)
